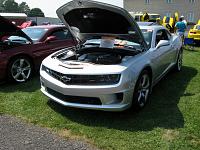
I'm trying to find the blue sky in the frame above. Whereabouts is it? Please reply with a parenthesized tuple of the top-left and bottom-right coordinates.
(15, 0, 123, 18)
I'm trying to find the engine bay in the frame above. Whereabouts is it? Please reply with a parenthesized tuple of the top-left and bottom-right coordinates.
(53, 45, 141, 65)
(56, 50, 123, 65)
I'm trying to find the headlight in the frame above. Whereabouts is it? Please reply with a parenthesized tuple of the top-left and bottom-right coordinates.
(41, 65, 45, 71)
(96, 74, 121, 84)
(41, 65, 50, 73)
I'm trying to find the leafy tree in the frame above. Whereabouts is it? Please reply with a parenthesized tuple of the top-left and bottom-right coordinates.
(0, 0, 4, 12)
(28, 8, 45, 17)
(2, 0, 20, 13)
(0, 0, 44, 17)
(18, 2, 30, 14)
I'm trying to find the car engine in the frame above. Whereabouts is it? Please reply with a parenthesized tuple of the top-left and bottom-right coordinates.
(56, 50, 123, 65)
(78, 53, 122, 65)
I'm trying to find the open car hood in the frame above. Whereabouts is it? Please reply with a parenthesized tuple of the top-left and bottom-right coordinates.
(0, 16, 32, 42)
(56, 0, 147, 49)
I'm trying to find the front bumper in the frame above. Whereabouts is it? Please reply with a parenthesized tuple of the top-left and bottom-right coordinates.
(40, 70, 135, 111)
(188, 34, 200, 40)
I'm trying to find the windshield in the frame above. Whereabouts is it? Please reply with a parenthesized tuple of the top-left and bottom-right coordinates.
(141, 29, 153, 47)
(83, 38, 141, 51)
(22, 28, 48, 42)
(150, 15, 160, 19)
(134, 15, 142, 21)
(195, 25, 200, 30)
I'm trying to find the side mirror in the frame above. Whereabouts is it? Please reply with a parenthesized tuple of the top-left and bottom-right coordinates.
(156, 40, 170, 49)
(44, 36, 57, 43)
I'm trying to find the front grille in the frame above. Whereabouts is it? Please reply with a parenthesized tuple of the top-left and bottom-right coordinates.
(42, 66, 120, 85)
(47, 88, 102, 105)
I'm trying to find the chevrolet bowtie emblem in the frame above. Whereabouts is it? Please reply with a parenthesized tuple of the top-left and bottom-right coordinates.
(61, 76, 71, 83)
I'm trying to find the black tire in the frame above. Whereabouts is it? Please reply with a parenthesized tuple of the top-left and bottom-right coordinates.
(8, 56, 33, 83)
(174, 48, 183, 72)
(132, 70, 151, 110)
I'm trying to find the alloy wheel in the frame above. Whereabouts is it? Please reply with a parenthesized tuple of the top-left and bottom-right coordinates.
(11, 58, 31, 82)
(136, 74, 150, 107)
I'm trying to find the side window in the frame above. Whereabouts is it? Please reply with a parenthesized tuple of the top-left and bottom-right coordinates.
(165, 30, 172, 40)
(156, 29, 169, 46)
(50, 29, 72, 40)
(135, 16, 140, 21)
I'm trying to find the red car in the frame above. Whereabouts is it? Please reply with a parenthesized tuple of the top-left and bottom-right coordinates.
(0, 16, 77, 83)
(18, 20, 37, 29)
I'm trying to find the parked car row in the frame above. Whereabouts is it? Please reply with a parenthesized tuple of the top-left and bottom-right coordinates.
(0, 16, 77, 82)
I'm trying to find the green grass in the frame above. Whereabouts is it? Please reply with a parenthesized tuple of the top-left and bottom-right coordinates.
(0, 47, 200, 150)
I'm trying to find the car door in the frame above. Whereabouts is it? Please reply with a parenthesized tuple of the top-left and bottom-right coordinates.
(152, 29, 172, 78)
(166, 30, 179, 64)
(33, 28, 76, 68)
(44, 28, 76, 54)
(161, 29, 175, 68)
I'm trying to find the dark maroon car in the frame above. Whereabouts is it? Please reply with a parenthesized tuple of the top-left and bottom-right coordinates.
(0, 16, 77, 83)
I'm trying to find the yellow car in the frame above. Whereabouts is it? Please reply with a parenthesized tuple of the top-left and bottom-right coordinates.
(188, 22, 200, 44)
(162, 16, 175, 32)
(129, 12, 160, 22)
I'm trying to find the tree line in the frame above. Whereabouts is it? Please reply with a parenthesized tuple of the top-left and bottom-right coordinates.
(0, 0, 45, 17)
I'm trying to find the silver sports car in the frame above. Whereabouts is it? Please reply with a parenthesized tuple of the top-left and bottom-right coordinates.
(40, 0, 183, 111)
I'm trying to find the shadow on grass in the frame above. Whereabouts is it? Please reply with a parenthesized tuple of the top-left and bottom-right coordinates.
(48, 66, 197, 131)
(0, 76, 40, 93)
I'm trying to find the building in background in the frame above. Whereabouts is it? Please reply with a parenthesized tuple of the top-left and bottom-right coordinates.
(27, 17, 61, 25)
(124, 0, 200, 23)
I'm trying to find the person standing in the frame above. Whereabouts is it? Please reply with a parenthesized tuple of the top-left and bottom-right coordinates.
(180, 16, 187, 26)
(175, 17, 187, 42)
(156, 18, 162, 25)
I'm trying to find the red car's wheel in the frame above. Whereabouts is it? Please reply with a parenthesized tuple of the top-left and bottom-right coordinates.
(8, 56, 33, 83)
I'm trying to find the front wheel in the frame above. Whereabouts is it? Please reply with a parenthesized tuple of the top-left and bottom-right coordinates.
(175, 49, 183, 72)
(8, 56, 33, 83)
(132, 70, 151, 109)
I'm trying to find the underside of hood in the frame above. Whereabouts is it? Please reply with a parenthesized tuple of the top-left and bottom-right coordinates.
(57, 0, 147, 49)
(0, 16, 19, 33)
(60, 7, 132, 34)
(0, 16, 32, 42)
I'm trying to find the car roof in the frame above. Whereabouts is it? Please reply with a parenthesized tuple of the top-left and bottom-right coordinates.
(137, 22, 158, 26)
(139, 25, 165, 31)
(26, 25, 65, 29)
(130, 13, 160, 16)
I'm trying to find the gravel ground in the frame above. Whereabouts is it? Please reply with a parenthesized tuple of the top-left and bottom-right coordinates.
(0, 115, 96, 150)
